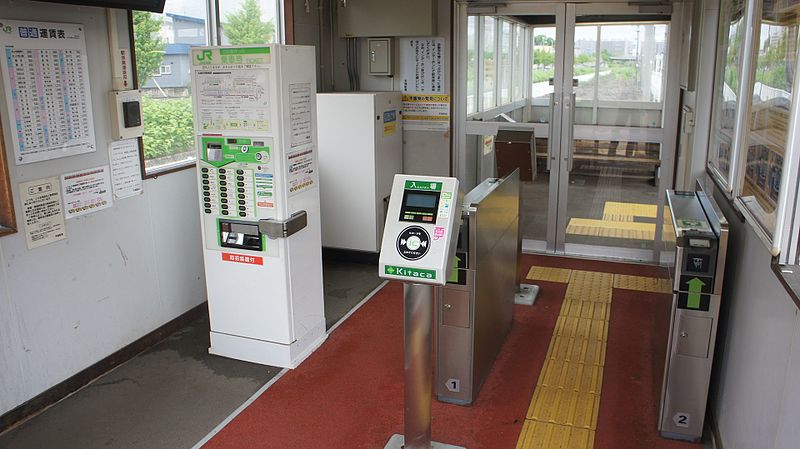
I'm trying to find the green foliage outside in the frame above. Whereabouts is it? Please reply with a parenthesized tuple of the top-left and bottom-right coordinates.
(224, 0, 275, 45)
(534, 34, 554, 46)
(754, 32, 792, 91)
(533, 49, 554, 66)
(140, 96, 194, 160)
(132, 11, 164, 88)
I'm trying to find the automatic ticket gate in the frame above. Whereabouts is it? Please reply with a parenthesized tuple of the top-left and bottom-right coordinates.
(435, 170, 520, 405)
(659, 184, 729, 441)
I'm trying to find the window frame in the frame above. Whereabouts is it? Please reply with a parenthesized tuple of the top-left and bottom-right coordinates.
(706, 0, 800, 263)
(128, 0, 288, 179)
(0, 115, 17, 238)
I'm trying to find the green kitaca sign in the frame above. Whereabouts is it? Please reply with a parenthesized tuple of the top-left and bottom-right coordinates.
(404, 180, 442, 192)
(385, 265, 436, 280)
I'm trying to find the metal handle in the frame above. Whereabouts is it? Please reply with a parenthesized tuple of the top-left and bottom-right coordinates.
(566, 93, 576, 172)
(259, 210, 308, 239)
(547, 93, 556, 171)
(444, 303, 452, 310)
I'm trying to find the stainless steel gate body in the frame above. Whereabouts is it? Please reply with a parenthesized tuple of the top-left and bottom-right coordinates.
(435, 170, 520, 405)
(659, 180, 729, 441)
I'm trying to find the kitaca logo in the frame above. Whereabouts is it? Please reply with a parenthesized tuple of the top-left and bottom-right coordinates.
(1, 24, 12, 34)
(196, 50, 213, 61)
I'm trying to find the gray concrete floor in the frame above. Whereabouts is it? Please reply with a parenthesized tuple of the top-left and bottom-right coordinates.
(0, 259, 382, 449)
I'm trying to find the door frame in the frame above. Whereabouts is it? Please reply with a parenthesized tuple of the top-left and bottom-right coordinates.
(452, 1, 684, 262)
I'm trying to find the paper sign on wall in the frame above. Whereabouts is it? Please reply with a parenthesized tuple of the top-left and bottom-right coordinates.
(399, 37, 446, 94)
(402, 94, 450, 131)
(61, 165, 113, 219)
(19, 176, 66, 249)
(0, 19, 97, 165)
(109, 139, 143, 199)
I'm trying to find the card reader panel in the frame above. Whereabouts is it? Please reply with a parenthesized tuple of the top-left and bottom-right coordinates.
(219, 219, 263, 251)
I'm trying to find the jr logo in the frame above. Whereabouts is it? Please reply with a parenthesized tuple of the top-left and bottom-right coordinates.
(196, 50, 213, 61)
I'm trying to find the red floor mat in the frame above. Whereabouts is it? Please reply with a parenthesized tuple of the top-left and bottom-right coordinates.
(203, 257, 699, 449)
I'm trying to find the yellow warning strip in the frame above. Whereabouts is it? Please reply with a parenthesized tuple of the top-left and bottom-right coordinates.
(566, 218, 655, 241)
(517, 270, 613, 449)
(516, 268, 672, 449)
(526, 266, 572, 283)
(613, 274, 672, 294)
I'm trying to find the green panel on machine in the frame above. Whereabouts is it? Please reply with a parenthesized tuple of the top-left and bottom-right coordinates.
(201, 136, 272, 168)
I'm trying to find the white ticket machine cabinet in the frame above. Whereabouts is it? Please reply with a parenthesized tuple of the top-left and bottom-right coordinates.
(379, 175, 464, 449)
(191, 45, 326, 368)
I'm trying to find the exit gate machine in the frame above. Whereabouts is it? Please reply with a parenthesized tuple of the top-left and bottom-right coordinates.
(379, 175, 465, 449)
(660, 181, 729, 441)
(191, 45, 326, 368)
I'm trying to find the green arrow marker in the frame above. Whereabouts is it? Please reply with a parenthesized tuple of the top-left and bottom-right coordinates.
(686, 277, 705, 309)
(448, 255, 462, 283)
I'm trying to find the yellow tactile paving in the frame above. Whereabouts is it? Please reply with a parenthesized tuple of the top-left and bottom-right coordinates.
(516, 420, 595, 449)
(602, 201, 658, 219)
(546, 335, 608, 366)
(526, 265, 572, 283)
(613, 274, 672, 294)
(554, 315, 609, 342)
(537, 358, 604, 394)
(566, 218, 655, 240)
(560, 298, 611, 321)
(517, 263, 670, 449)
(526, 385, 601, 429)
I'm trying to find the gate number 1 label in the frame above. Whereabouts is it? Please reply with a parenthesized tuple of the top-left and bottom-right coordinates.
(446, 378, 460, 393)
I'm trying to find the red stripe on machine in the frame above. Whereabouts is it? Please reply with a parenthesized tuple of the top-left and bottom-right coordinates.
(222, 253, 263, 265)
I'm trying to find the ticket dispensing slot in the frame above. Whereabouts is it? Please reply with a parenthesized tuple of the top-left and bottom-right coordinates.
(219, 220, 262, 251)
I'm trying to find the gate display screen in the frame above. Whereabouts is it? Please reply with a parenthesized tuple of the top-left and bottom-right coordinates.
(399, 190, 440, 223)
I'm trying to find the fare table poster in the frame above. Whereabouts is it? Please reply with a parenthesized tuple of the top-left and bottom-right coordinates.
(0, 19, 96, 165)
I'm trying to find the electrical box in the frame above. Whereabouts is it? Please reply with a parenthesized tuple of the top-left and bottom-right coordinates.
(108, 90, 143, 140)
(317, 92, 403, 252)
(379, 175, 461, 286)
(337, 0, 436, 38)
(368, 38, 393, 76)
(191, 45, 326, 368)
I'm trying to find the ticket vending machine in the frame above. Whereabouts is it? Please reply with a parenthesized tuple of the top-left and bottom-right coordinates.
(379, 175, 464, 449)
(659, 183, 728, 441)
(191, 45, 326, 368)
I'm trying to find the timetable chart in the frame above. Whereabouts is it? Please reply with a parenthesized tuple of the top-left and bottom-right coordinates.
(0, 19, 96, 165)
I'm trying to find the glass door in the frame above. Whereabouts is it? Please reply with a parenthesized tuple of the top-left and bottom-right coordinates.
(456, 2, 679, 262)
(557, 5, 676, 261)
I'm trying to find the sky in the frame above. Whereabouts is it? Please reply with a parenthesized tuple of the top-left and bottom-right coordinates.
(160, 0, 277, 23)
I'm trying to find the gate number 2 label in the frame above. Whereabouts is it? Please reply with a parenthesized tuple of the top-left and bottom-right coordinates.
(673, 412, 690, 428)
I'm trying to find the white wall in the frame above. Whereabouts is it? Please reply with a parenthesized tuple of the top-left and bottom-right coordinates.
(0, 1, 205, 416)
(710, 189, 800, 449)
(322, 0, 451, 177)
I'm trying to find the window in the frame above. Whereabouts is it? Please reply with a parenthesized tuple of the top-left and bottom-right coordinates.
(131, 0, 280, 177)
(467, 16, 478, 114)
(513, 23, 525, 101)
(483, 17, 497, 109)
(708, 0, 747, 187)
(220, 0, 279, 45)
(0, 117, 17, 237)
(500, 20, 512, 104)
(738, 0, 798, 238)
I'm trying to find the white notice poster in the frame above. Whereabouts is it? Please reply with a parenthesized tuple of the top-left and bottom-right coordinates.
(399, 37, 447, 94)
(191, 47, 272, 133)
(288, 83, 312, 148)
(0, 19, 96, 165)
(20, 176, 66, 249)
(109, 139, 143, 199)
(61, 165, 113, 219)
(286, 147, 316, 196)
(402, 94, 450, 131)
